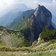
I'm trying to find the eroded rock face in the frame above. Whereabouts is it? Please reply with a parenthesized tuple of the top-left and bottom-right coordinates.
(31, 5, 52, 41)
(21, 5, 52, 42)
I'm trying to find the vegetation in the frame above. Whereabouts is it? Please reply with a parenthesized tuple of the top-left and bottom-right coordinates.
(0, 27, 32, 47)
(0, 53, 16, 56)
(33, 40, 56, 51)
(0, 26, 56, 56)
(0, 51, 56, 56)
(23, 52, 56, 56)
(41, 27, 56, 41)
(12, 10, 34, 31)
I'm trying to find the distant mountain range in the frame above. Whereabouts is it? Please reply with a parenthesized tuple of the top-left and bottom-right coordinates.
(0, 3, 56, 29)
(0, 4, 31, 26)
(8, 9, 34, 30)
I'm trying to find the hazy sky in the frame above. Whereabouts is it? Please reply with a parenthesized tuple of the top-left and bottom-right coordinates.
(11, 0, 56, 8)
(0, 0, 56, 11)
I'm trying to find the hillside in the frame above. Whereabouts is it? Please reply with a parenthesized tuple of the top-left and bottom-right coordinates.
(0, 28, 56, 56)
(9, 10, 34, 30)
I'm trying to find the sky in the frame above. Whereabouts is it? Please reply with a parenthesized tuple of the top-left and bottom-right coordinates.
(0, 0, 56, 12)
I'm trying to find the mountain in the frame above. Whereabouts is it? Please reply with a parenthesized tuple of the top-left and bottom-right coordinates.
(0, 4, 30, 27)
(9, 9, 34, 30)
(0, 4, 55, 48)
(9, 5, 52, 42)
(0, 11, 21, 26)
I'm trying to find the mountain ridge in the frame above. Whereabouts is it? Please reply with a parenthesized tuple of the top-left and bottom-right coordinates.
(0, 4, 31, 27)
(9, 5, 53, 42)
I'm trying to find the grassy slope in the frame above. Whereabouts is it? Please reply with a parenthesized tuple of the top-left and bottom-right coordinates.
(32, 40, 56, 51)
(0, 39, 56, 51)
(0, 29, 26, 47)
(0, 52, 56, 56)
(0, 37, 56, 56)
(11, 10, 34, 31)
(0, 28, 56, 51)
(0, 29, 56, 56)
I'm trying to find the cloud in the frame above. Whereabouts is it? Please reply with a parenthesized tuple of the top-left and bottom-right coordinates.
(44, 0, 56, 8)
(15, 0, 56, 8)
(0, 0, 56, 11)
(0, 0, 16, 12)
(15, 0, 40, 8)
(52, 0, 56, 6)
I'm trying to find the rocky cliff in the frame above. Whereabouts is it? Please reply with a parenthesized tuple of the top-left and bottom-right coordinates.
(31, 5, 52, 41)
(21, 5, 53, 43)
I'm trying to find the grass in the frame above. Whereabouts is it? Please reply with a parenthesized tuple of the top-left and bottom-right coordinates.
(0, 40, 7, 46)
(0, 52, 16, 56)
(0, 51, 56, 56)
(0, 40, 56, 52)
(32, 40, 56, 51)
(0, 46, 33, 52)
(0, 40, 56, 56)
(26, 52, 56, 56)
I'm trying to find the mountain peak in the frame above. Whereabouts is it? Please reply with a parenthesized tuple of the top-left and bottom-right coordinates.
(34, 5, 52, 17)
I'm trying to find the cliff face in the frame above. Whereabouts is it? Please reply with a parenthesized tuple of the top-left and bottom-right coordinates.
(31, 5, 52, 41)
(21, 5, 52, 42)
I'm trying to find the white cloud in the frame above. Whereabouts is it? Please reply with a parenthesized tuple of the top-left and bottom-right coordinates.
(53, 0, 56, 3)
(15, 0, 40, 8)
(15, 0, 56, 8)
(52, 0, 56, 7)
(0, 0, 56, 11)
(0, 0, 16, 12)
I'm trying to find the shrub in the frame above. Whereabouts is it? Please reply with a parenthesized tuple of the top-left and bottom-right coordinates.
(41, 27, 56, 41)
